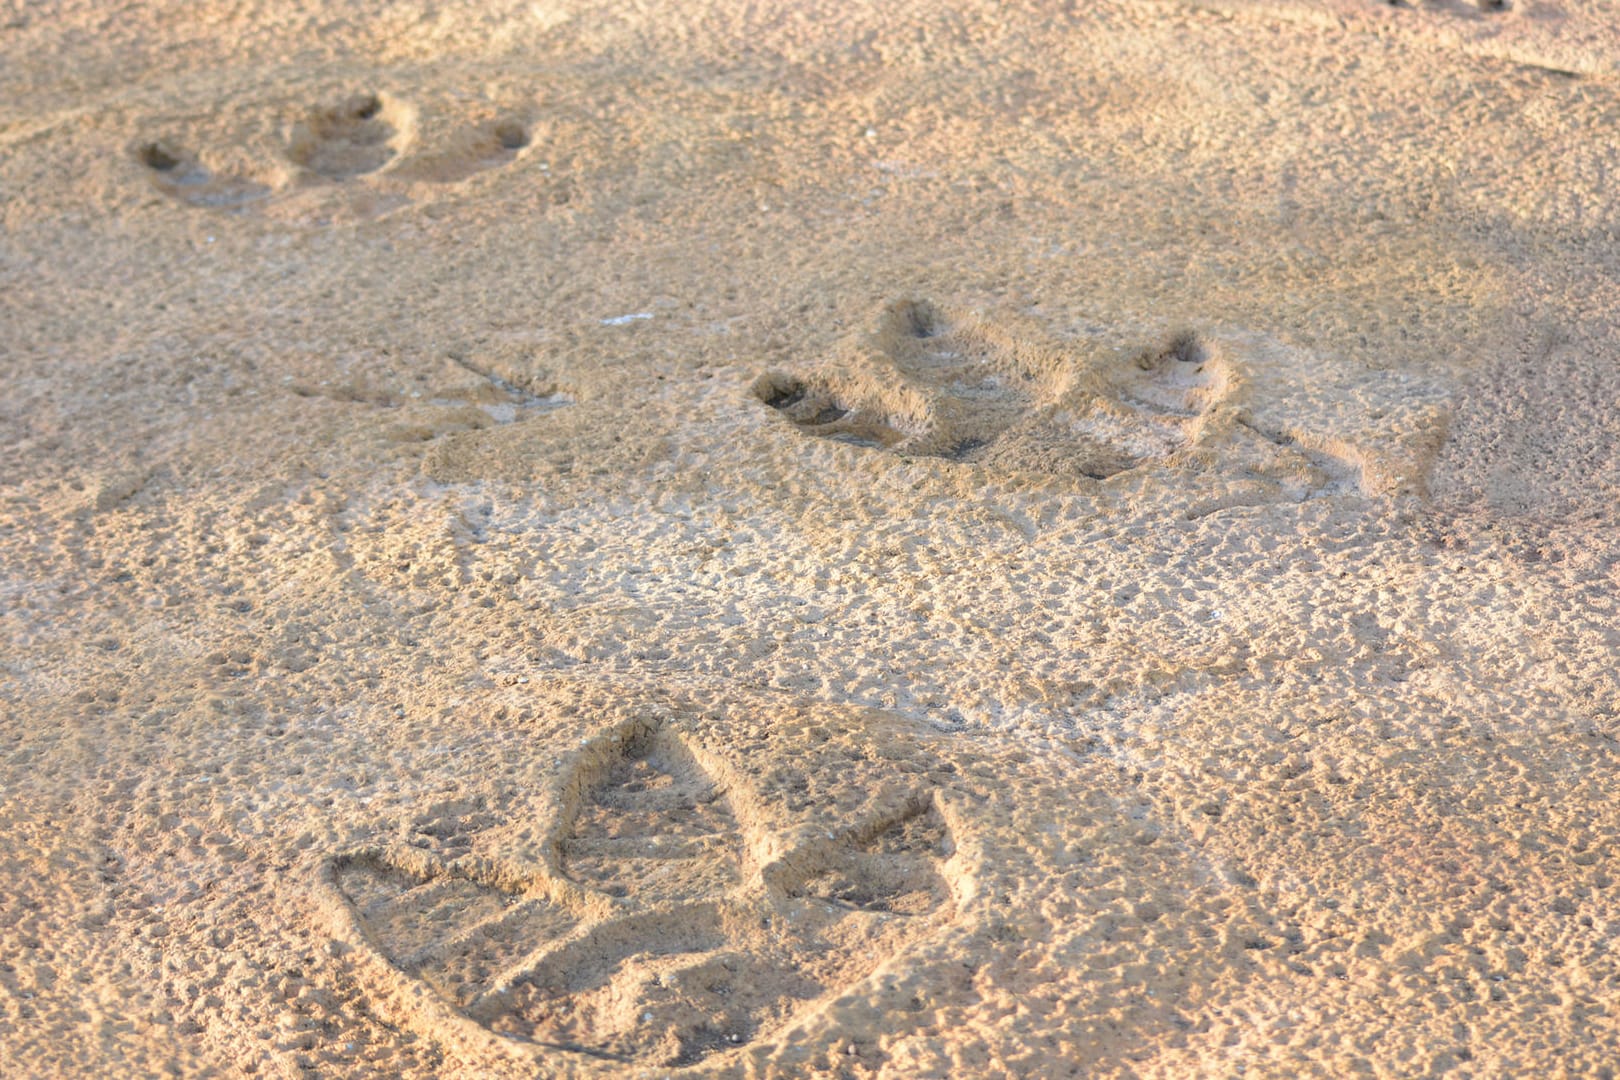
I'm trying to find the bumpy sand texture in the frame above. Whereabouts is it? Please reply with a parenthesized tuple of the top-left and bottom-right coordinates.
(4, 0, 1620, 1077)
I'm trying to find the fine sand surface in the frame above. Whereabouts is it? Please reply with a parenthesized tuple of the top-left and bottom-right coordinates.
(4, 1, 1620, 1076)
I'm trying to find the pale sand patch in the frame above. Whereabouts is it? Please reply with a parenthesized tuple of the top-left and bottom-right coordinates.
(3, 1, 1620, 1076)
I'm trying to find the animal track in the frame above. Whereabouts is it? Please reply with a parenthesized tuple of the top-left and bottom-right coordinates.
(756, 299, 1229, 481)
(320, 724, 964, 1068)
(136, 141, 268, 209)
(140, 97, 529, 216)
(287, 92, 411, 180)
(759, 299, 1448, 498)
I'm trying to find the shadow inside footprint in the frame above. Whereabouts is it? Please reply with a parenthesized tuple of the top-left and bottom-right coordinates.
(288, 93, 404, 179)
(894, 297, 945, 339)
(137, 140, 268, 209)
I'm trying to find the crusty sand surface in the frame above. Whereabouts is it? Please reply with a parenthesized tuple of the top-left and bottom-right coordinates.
(4, 1, 1620, 1076)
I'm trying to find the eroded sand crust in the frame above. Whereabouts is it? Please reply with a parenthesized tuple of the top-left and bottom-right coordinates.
(4, 1, 1620, 1076)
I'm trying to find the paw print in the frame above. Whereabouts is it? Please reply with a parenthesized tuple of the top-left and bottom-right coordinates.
(319, 723, 963, 1068)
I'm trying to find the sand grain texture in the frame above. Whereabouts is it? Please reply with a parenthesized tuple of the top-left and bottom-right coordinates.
(4, 0, 1620, 1076)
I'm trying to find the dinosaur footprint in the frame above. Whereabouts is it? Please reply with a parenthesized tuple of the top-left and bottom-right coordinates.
(755, 299, 1055, 456)
(137, 93, 536, 222)
(759, 300, 1448, 497)
(755, 300, 1226, 480)
(320, 723, 967, 1068)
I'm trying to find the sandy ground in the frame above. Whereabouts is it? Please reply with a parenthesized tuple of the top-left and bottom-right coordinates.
(4, 0, 1620, 1076)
